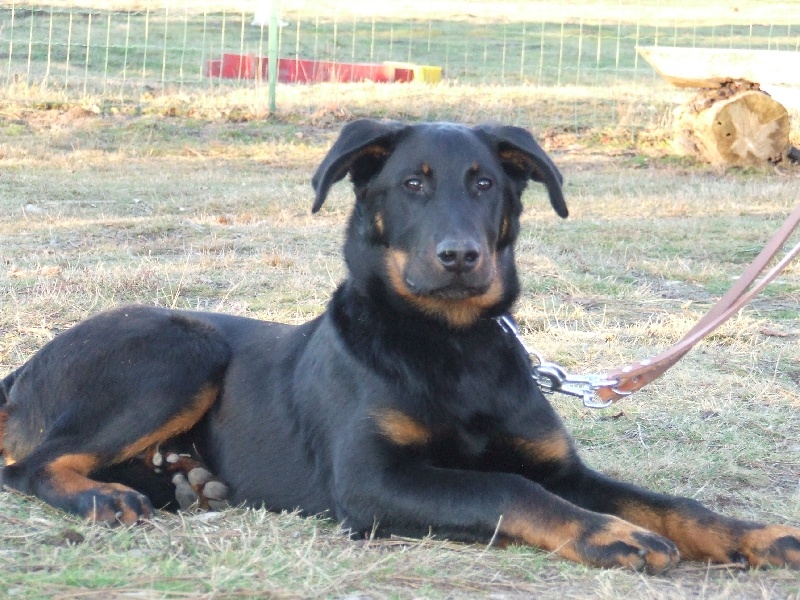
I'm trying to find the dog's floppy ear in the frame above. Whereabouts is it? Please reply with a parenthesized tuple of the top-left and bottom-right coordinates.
(311, 119, 408, 213)
(474, 125, 568, 218)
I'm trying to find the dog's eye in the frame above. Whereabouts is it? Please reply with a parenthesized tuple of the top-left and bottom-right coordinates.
(403, 178, 423, 192)
(476, 177, 493, 192)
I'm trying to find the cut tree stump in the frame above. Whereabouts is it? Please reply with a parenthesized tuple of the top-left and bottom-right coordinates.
(673, 81, 791, 166)
(636, 47, 796, 166)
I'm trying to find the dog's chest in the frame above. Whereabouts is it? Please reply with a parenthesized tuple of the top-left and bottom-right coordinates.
(390, 338, 531, 453)
(449, 419, 493, 456)
(420, 414, 497, 468)
(410, 358, 534, 465)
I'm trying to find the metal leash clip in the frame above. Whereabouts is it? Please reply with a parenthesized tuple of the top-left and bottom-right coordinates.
(531, 363, 617, 409)
(496, 315, 616, 409)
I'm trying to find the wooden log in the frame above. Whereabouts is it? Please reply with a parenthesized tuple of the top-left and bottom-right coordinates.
(673, 82, 790, 166)
(637, 46, 800, 88)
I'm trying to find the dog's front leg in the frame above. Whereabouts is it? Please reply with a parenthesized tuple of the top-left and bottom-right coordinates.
(547, 466, 800, 569)
(498, 391, 800, 569)
(333, 424, 678, 573)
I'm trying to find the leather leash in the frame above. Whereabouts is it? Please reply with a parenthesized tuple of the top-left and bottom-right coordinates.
(500, 202, 800, 407)
(595, 202, 800, 403)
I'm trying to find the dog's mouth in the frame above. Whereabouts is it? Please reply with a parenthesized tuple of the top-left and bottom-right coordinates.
(403, 278, 489, 300)
(385, 249, 505, 327)
(389, 248, 497, 301)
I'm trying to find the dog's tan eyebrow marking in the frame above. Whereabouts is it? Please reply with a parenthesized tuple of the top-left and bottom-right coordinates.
(470, 162, 480, 173)
(421, 163, 432, 176)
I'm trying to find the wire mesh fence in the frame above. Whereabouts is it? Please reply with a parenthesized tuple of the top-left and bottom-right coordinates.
(2, 2, 799, 131)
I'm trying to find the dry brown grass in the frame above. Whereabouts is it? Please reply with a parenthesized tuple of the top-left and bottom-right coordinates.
(1, 99, 800, 598)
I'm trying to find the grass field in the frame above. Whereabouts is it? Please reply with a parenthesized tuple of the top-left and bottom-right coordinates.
(1, 81, 800, 598)
(2, 3, 800, 598)
(3, 1, 799, 101)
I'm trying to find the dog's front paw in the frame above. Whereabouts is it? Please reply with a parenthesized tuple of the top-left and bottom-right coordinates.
(737, 524, 800, 569)
(574, 517, 680, 574)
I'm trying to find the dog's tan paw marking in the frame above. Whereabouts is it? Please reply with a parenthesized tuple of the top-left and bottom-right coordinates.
(739, 524, 800, 569)
(577, 518, 680, 574)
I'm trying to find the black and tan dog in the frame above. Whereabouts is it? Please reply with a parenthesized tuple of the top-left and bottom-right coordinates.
(1, 120, 799, 573)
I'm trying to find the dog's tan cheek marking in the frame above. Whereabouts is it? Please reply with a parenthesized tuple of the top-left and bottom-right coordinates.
(374, 211, 385, 236)
(114, 383, 219, 463)
(373, 409, 432, 446)
(499, 215, 510, 244)
(385, 249, 411, 296)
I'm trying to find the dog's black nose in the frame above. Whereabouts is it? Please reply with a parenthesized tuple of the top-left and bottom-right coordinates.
(436, 239, 481, 273)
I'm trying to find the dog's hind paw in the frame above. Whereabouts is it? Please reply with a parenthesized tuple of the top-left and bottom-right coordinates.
(149, 450, 230, 511)
(171, 471, 230, 511)
(74, 484, 154, 525)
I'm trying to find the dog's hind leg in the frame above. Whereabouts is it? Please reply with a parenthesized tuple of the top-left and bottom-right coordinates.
(2, 382, 221, 524)
(0, 307, 231, 524)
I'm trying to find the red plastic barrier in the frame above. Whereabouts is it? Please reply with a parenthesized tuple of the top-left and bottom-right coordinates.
(206, 54, 414, 83)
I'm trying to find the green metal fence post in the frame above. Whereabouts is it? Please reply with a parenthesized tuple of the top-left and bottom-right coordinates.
(268, 1, 279, 113)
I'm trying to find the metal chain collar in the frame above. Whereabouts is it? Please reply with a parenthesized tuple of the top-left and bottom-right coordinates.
(495, 314, 625, 409)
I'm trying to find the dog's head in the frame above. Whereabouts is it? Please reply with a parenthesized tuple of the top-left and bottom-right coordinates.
(312, 120, 567, 328)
